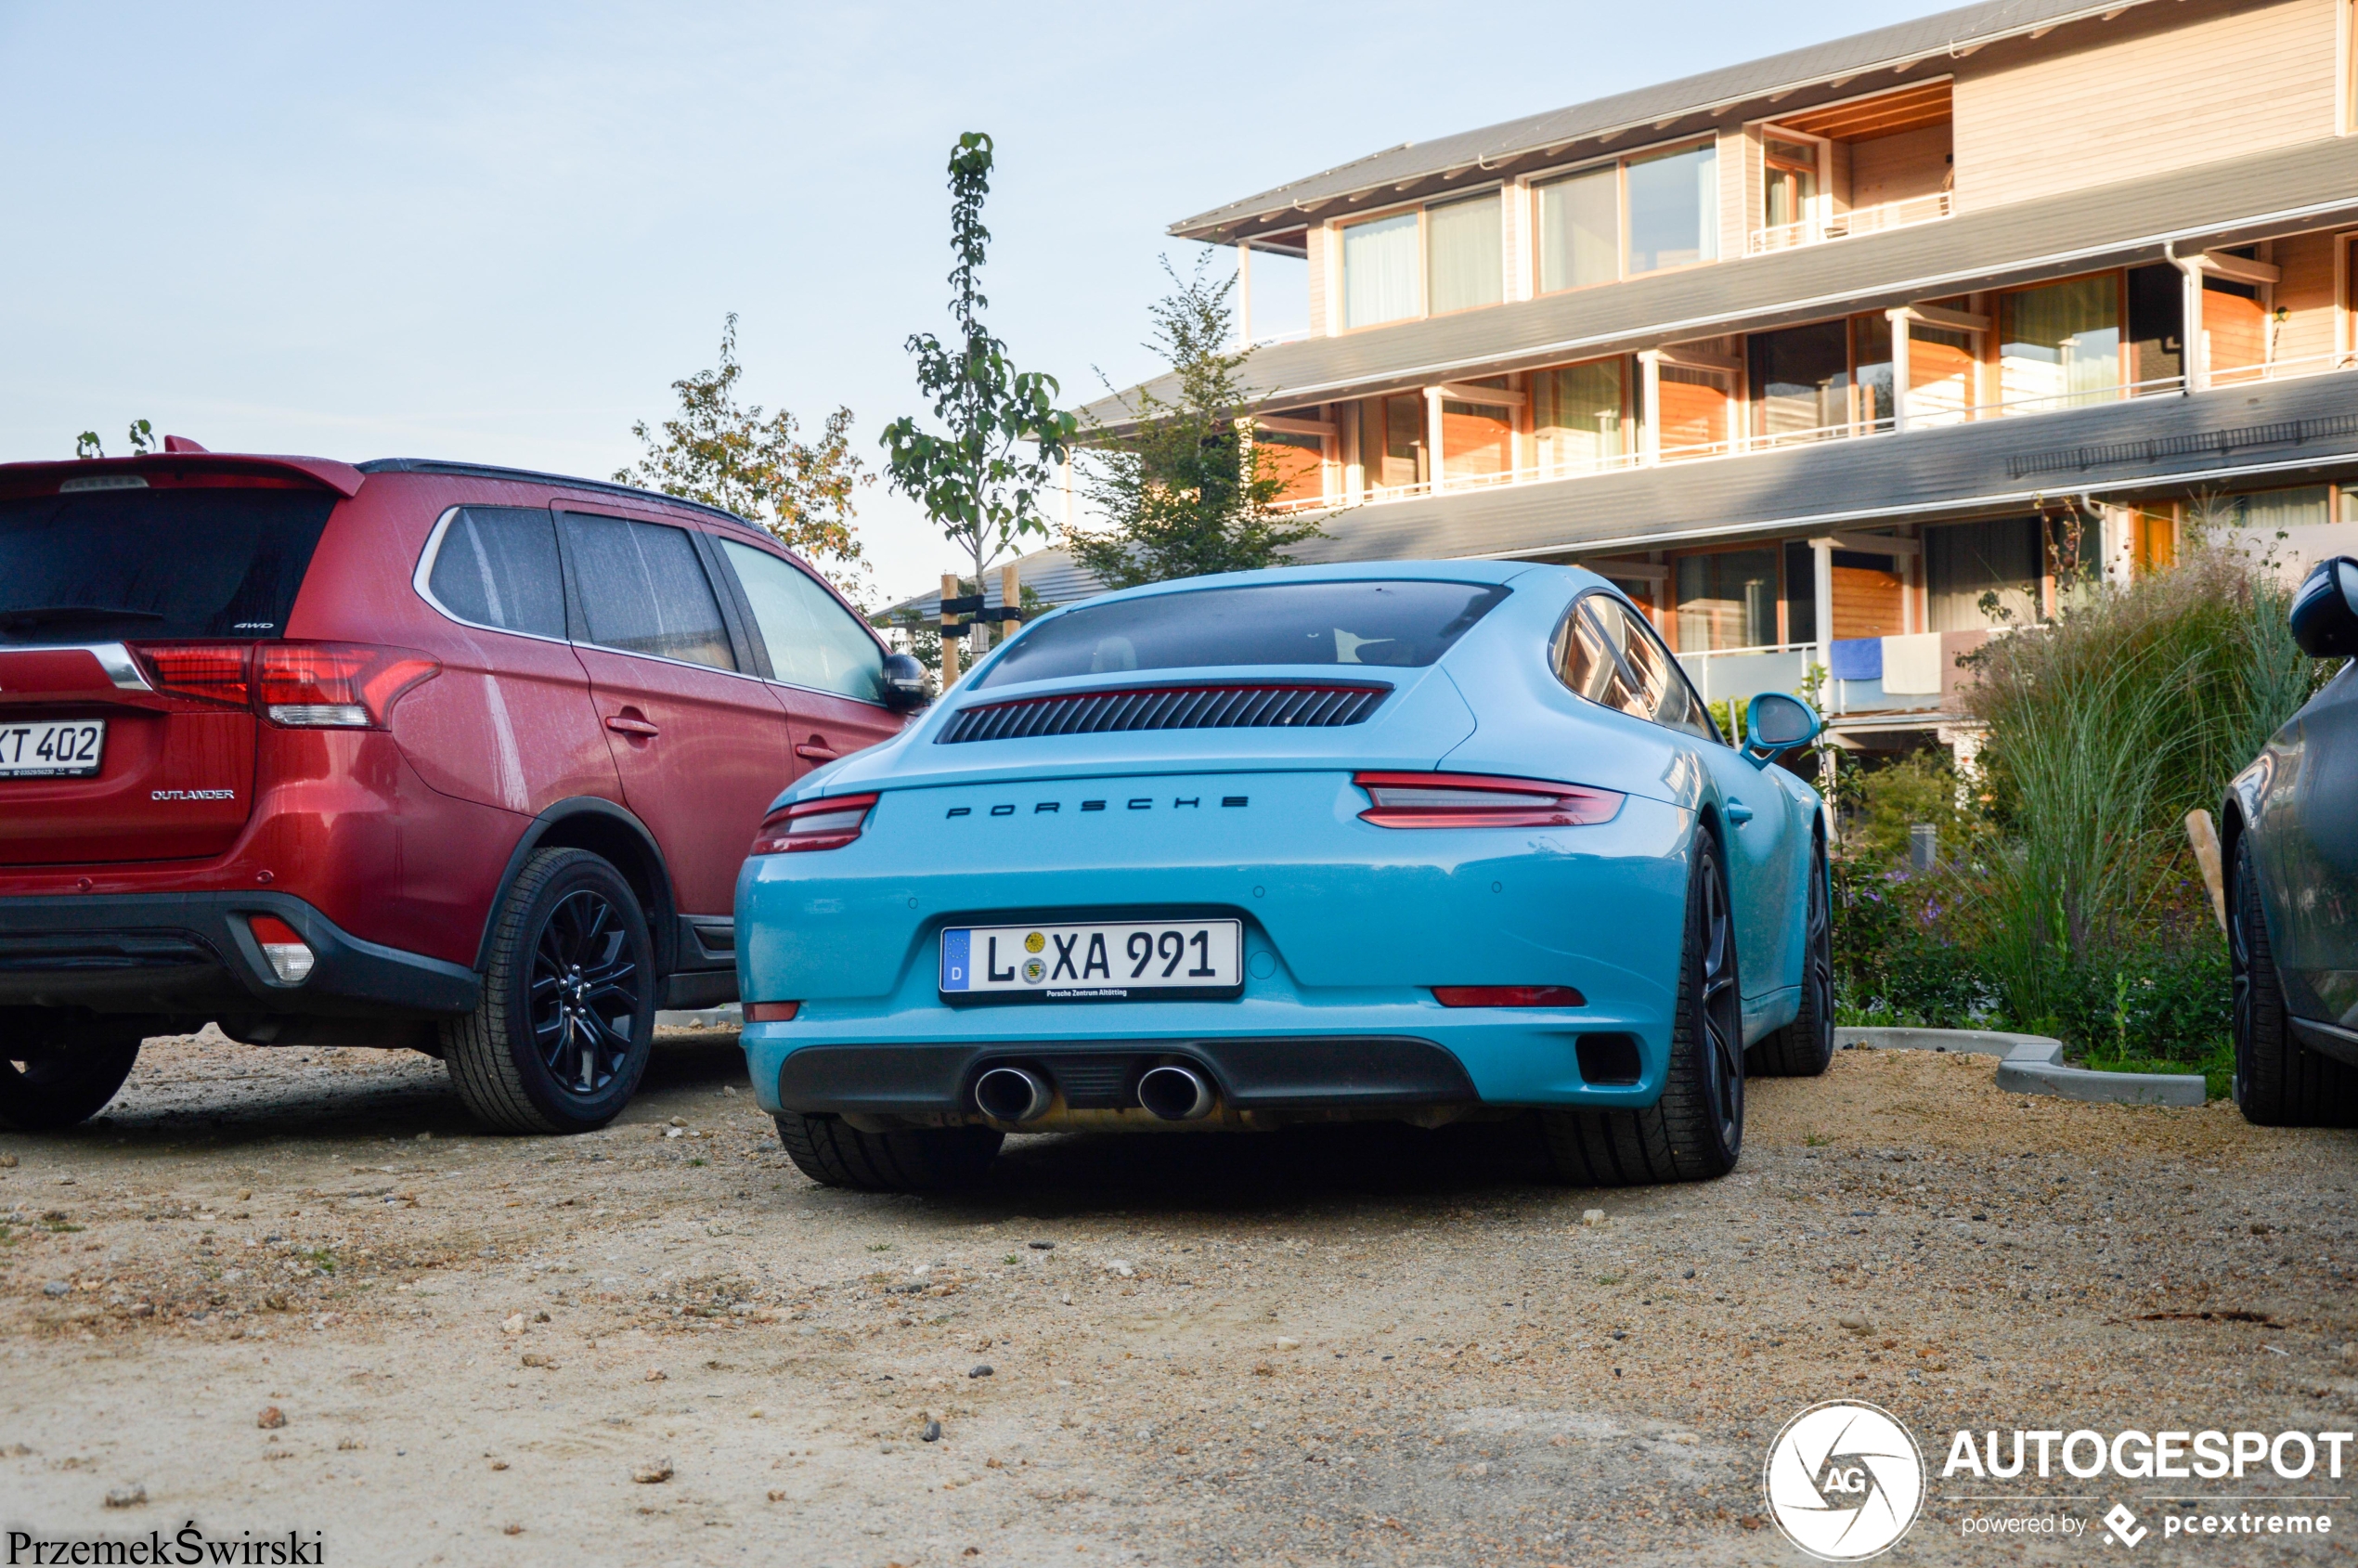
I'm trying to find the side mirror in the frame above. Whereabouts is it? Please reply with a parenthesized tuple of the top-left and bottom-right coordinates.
(2289, 556, 2358, 658)
(880, 652, 931, 711)
(1743, 692, 1821, 767)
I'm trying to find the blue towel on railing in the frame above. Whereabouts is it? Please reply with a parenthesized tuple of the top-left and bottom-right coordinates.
(1828, 637, 1883, 681)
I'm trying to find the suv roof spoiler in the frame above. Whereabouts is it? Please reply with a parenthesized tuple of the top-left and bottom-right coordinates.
(0, 452, 367, 499)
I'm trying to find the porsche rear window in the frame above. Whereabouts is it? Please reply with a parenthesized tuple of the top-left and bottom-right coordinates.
(978, 579, 1509, 687)
(0, 486, 336, 644)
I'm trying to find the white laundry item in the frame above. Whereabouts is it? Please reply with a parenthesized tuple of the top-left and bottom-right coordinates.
(1880, 631, 1943, 694)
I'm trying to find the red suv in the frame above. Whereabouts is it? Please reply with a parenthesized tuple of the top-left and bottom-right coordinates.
(0, 447, 921, 1134)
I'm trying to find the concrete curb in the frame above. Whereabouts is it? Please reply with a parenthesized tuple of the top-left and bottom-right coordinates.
(1835, 1026, 2208, 1108)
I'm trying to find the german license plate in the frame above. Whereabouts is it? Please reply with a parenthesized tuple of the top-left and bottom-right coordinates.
(0, 719, 105, 778)
(940, 919, 1243, 1003)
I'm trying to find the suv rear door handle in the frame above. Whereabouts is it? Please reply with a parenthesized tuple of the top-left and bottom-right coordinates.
(794, 737, 839, 762)
(605, 714, 660, 737)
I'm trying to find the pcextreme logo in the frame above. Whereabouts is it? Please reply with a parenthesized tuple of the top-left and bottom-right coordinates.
(1762, 1400, 1926, 1562)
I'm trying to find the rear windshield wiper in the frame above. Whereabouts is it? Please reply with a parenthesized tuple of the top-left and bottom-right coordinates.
(0, 604, 167, 630)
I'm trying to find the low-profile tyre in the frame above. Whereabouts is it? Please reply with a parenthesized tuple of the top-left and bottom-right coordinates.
(1747, 836, 1833, 1077)
(0, 1019, 142, 1132)
(1538, 827, 1745, 1186)
(775, 1112, 1003, 1193)
(441, 848, 656, 1134)
(2231, 836, 2358, 1127)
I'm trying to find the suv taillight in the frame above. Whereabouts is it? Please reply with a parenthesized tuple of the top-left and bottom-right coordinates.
(751, 793, 877, 854)
(1353, 771, 1624, 828)
(255, 642, 439, 728)
(135, 642, 253, 706)
(131, 641, 439, 728)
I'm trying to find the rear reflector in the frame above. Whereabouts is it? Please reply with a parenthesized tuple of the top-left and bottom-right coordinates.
(751, 793, 877, 854)
(1354, 771, 1623, 829)
(743, 1002, 800, 1023)
(1432, 985, 1587, 1008)
(247, 914, 316, 985)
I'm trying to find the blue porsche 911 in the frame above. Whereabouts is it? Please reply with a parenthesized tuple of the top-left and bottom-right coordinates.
(733, 562, 1833, 1191)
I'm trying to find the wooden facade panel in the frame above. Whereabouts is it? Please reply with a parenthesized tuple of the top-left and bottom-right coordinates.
(1306, 225, 1329, 337)
(1851, 123, 1950, 210)
(1951, 0, 2338, 213)
(2271, 228, 2341, 365)
(1832, 563, 1905, 641)
(1719, 126, 1750, 260)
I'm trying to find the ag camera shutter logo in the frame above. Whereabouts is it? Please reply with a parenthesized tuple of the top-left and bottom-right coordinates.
(1763, 1400, 1925, 1561)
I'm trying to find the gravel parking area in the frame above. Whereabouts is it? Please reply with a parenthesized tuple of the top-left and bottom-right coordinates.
(3, 1030, 2354, 1565)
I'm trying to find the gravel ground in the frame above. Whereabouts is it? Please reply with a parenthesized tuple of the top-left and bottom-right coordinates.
(2, 1028, 2354, 1566)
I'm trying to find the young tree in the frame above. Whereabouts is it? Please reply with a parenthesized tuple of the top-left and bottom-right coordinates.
(880, 133, 1077, 642)
(1065, 255, 1327, 590)
(616, 314, 871, 599)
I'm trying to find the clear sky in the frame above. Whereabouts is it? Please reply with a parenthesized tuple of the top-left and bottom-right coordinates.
(0, 0, 1958, 606)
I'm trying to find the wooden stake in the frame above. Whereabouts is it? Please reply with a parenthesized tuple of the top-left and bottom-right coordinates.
(2185, 809, 2227, 934)
(939, 572, 962, 687)
(1000, 562, 1020, 635)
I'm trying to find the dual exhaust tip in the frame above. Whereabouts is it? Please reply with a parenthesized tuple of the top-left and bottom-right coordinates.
(974, 1063, 1214, 1124)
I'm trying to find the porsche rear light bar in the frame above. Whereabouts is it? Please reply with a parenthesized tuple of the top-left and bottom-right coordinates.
(743, 1002, 800, 1022)
(751, 793, 878, 854)
(1432, 985, 1587, 1008)
(1354, 771, 1623, 829)
(130, 641, 440, 728)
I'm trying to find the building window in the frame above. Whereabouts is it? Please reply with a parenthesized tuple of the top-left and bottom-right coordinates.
(1924, 518, 2041, 631)
(1532, 358, 1628, 475)
(1675, 548, 1781, 652)
(1341, 212, 1420, 330)
(1436, 381, 1514, 485)
(1999, 275, 2122, 411)
(1763, 137, 1819, 232)
(1748, 320, 1850, 442)
(1852, 314, 1896, 430)
(1426, 192, 1503, 316)
(1359, 394, 1427, 493)
(1626, 142, 1718, 274)
(2126, 263, 2184, 391)
(1535, 165, 1618, 292)
(2131, 507, 2178, 575)
(1532, 139, 1718, 293)
(1256, 430, 1327, 506)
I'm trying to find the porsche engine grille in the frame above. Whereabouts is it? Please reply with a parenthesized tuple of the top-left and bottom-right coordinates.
(937, 683, 1388, 744)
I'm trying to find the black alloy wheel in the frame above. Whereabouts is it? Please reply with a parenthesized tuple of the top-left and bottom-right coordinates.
(2229, 835, 2358, 1126)
(1749, 840, 1834, 1076)
(1693, 851, 1745, 1153)
(532, 888, 641, 1096)
(443, 848, 656, 1134)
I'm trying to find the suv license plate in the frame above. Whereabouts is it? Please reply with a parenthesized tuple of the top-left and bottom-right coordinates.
(0, 719, 106, 778)
(941, 919, 1244, 1003)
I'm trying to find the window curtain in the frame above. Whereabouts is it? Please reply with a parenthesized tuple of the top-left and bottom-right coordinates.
(1533, 359, 1625, 474)
(1426, 193, 1502, 315)
(2000, 277, 2120, 409)
(1341, 213, 1419, 329)
(1535, 167, 1617, 292)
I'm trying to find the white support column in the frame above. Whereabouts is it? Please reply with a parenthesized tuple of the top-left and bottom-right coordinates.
(2171, 253, 2209, 395)
(1424, 388, 1445, 490)
(1885, 307, 1912, 433)
(1235, 241, 1252, 348)
(1813, 538, 1835, 710)
(1637, 351, 1665, 465)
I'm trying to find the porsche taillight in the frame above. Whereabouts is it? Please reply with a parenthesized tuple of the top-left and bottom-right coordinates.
(751, 793, 878, 854)
(1353, 771, 1623, 828)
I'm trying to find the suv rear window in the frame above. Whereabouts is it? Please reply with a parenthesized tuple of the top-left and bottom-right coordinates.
(0, 485, 335, 644)
(977, 578, 1510, 687)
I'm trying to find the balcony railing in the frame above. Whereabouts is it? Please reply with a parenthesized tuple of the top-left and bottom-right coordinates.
(1263, 348, 2358, 516)
(1747, 191, 1952, 256)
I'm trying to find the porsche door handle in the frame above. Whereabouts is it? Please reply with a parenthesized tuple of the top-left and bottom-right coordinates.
(605, 715, 660, 737)
(794, 738, 840, 762)
(1726, 800, 1756, 824)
